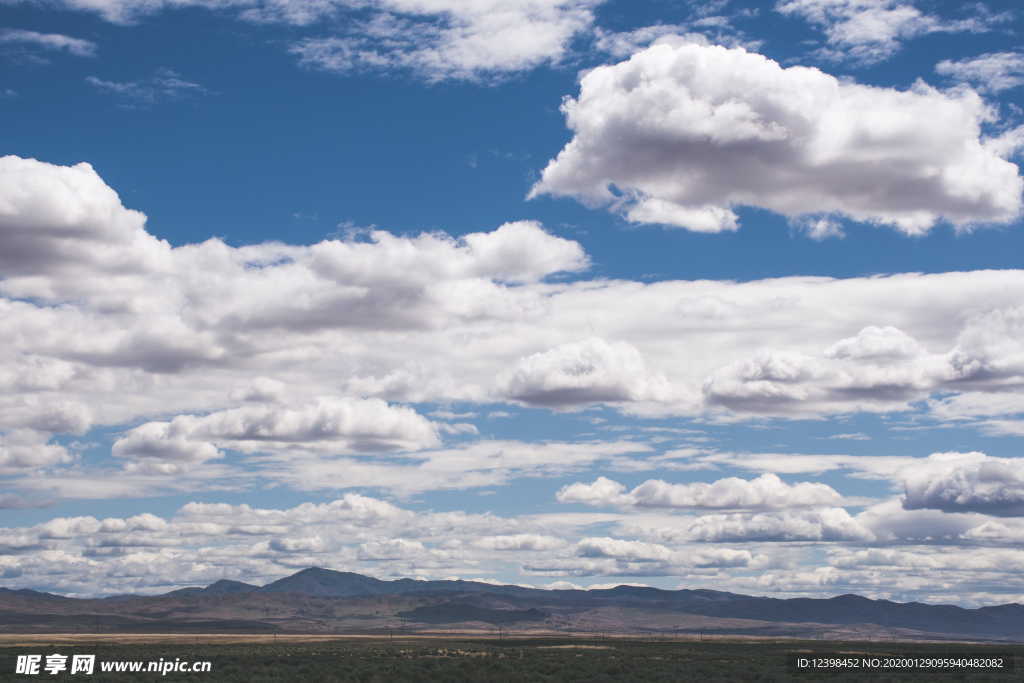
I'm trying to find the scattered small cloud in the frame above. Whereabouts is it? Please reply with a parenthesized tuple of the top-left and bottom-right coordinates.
(0, 28, 96, 58)
(826, 432, 871, 441)
(936, 52, 1024, 93)
(775, 0, 1010, 65)
(86, 68, 206, 106)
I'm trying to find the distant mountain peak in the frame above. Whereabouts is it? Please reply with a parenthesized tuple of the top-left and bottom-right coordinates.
(204, 579, 257, 594)
(259, 567, 389, 597)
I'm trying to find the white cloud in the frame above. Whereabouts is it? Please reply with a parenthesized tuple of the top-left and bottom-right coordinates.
(530, 41, 1022, 235)
(902, 452, 1024, 517)
(0, 28, 96, 56)
(936, 52, 1024, 93)
(702, 315, 1024, 417)
(500, 337, 677, 408)
(984, 125, 1024, 161)
(0, 155, 162, 280)
(634, 473, 841, 509)
(558, 473, 842, 510)
(776, 0, 1008, 64)
(679, 508, 874, 542)
(563, 537, 753, 572)
(268, 439, 650, 497)
(947, 307, 1024, 389)
(556, 476, 629, 506)
(5, 154, 1024, 521)
(827, 432, 870, 441)
(291, 0, 600, 81)
(115, 397, 441, 469)
(796, 216, 845, 240)
(472, 534, 565, 551)
(702, 345, 948, 416)
(829, 546, 1024, 573)
(11, 0, 603, 80)
(825, 325, 924, 361)
(593, 26, 702, 58)
(978, 419, 1024, 437)
(0, 430, 72, 472)
(856, 497, 985, 543)
(576, 536, 674, 562)
(308, 219, 587, 287)
(927, 392, 1024, 422)
(113, 419, 223, 475)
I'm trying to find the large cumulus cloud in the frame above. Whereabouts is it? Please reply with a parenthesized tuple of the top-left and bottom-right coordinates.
(530, 40, 1023, 234)
(0, 155, 168, 283)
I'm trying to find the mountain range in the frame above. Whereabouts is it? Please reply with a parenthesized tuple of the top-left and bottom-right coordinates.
(2, 567, 1022, 642)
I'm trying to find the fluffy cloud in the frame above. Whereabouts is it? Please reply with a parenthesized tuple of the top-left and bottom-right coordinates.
(555, 476, 629, 507)
(5, 154, 1024, 521)
(629, 473, 840, 509)
(472, 534, 566, 551)
(703, 316, 1024, 417)
(0, 430, 72, 472)
(946, 307, 1024, 389)
(547, 537, 753, 574)
(683, 508, 874, 542)
(306, 219, 586, 288)
(0, 28, 96, 56)
(902, 452, 1024, 517)
(5, 157, 1024, 436)
(558, 473, 842, 510)
(576, 537, 676, 562)
(114, 398, 441, 471)
(856, 498, 985, 543)
(936, 52, 1024, 93)
(0, 155, 164, 281)
(776, 0, 1006, 64)
(530, 41, 1022, 235)
(500, 338, 677, 408)
(825, 325, 924, 361)
(113, 419, 223, 475)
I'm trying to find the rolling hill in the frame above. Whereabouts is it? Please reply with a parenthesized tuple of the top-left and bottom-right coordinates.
(2, 568, 1022, 642)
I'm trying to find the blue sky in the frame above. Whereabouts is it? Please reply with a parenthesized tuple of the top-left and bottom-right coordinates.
(2, 0, 1024, 604)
